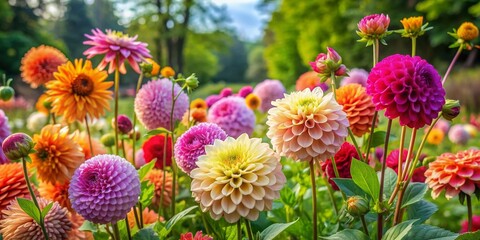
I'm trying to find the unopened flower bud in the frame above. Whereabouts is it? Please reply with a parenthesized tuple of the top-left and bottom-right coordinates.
(140, 62, 153, 76)
(346, 196, 369, 216)
(43, 100, 52, 110)
(128, 130, 141, 141)
(327, 47, 342, 62)
(2, 133, 35, 161)
(185, 74, 199, 90)
(457, 22, 479, 42)
(113, 114, 133, 134)
(100, 133, 116, 147)
(442, 99, 460, 121)
(0, 86, 14, 101)
(335, 65, 348, 76)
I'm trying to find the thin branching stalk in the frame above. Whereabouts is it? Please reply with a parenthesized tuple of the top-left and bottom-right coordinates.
(377, 119, 392, 239)
(310, 160, 318, 240)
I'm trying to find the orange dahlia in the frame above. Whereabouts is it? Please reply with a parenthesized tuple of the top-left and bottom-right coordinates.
(20, 45, 67, 88)
(45, 59, 113, 123)
(38, 180, 72, 211)
(190, 98, 208, 110)
(127, 207, 159, 228)
(336, 83, 376, 137)
(295, 71, 328, 91)
(145, 169, 174, 208)
(0, 163, 31, 216)
(73, 131, 106, 160)
(29, 124, 85, 184)
(425, 149, 480, 199)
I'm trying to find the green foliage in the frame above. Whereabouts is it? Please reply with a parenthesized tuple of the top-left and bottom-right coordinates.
(332, 178, 368, 198)
(320, 229, 369, 240)
(138, 159, 157, 181)
(457, 231, 480, 240)
(132, 228, 159, 240)
(406, 200, 438, 223)
(350, 159, 380, 199)
(16, 198, 41, 224)
(383, 219, 417, 240)
(259, 219, 298, 240)
(401, 183, 428, 208)
(404, 224, 458, 239)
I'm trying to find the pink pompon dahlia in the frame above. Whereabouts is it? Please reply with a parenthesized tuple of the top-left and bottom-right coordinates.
(180, 231, 213, 240)
(207, 96, 255, 138)
(83, 29, 152, 74)
(266, 88, 349, 162)
(253, 79, 287, 112)
(367, 54, 445, 129)
(357, 14, 390, 38)
(460, 215, 480, 233)
(386, 149, 426, 183)
(134, 79, 189, 130)
(425, 149, 480, 199)
(175, 123, 227, 175)
(69, 154, 140, 224)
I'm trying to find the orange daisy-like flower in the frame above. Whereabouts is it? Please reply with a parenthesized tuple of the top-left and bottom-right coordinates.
(127, 207, 160, 228)
(46, 59, 113, 123)
(161, 66, 176, 78)
(425, 149, 480, 199)
(182, 108, 207, 126)
(20, 45, 67, 88)
(0, 163, 31, 216)
(426, 128, 444, 145)
(29, 124, 85, 184)
(190, 98, 208, 110)
(245, 93, 262, 110)
(336, 83, 376, 137)
(38, 180, 72, 211)
(145, 169, 174, 208)
(458, 22, 479, 42)
(73, 131, 107, 160)
(145, 58, 161, 77)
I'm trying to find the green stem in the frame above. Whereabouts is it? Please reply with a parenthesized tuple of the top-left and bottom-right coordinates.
(22, 157, 49, 240)
(237, 221, 242, 240)
(411, 37, 417, 57)
(401, 129, 417, 182)
(348, 128, 364, 162)
(133, 206, 141, 229)
(114, 68, 120, 155)
(377, 119, 392, 239)
(121, 139, 127, 158)
(310, 160, 318, 240)
(112, 222, 121, 240)
(169, 80, 184, 215)
(360, 215, 369, 236)
(397, 127, 407, 183)
(467, 195, 473, 232)
(124, 217, 132, 240)
(132, 73, 144, 167)
(245, 218, 254, 240)
(365, 38, 380, 162)
(85, 116, 95, 157)
(201, 213, 212, 236)
(139, 203, 144, 228)
(442, 46, 463, 85)
(51, 113, 56, 124)
(159, 133, 169, 217)
(330, 72, 337, 99)
(317, 162, 339, 215)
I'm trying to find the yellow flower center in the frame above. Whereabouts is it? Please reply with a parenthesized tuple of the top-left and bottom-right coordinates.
(72, 74, 94, 96)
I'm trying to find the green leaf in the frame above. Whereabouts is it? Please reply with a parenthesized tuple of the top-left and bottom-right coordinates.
(456, 230, 480, 240)
(41, 202, 53, 219)
(79, 220, 97, 232)
(332, 178, 368, 198)
(138, 159, 156, 181)
(132, 228, 160, 240)
(383, 219, 417, 240)
(145, 128, 171, 137)
(16, 198, 41, 224)
(368, 131, 387, 148)
(259, 219, 298, 240)
(320, 229, 369, 240)
(280, 186, 296, 207)
(404, 224, 458, 240)
(159, 206, 198, 237)
(401, 183, 428, 208)
(224, 224, 238, 240)
(140, 181, 155, 207)
(93, 231, 110, 240)
(380, 167, 397, 199)
(406, 200, 438, 223)
(350, 159, 380, 199)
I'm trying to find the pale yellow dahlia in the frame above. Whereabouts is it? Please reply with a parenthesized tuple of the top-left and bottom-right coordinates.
(190, 134, 286, 223)
(266, 88, 349, 161)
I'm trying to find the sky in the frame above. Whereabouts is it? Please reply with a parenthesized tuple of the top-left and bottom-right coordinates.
(213, 0, 267, 41)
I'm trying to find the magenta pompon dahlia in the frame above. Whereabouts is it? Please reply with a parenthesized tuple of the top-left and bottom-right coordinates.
(134, 78, 189, 130)
(69, 154, 140, 224)
(253, 79, 287, 112)
(366, 54, 445, 129)
(174, 123, 227, 175)
(83, 29, 152, 74)
(0, 110, 11, 164)
(207, 96, 255, 138)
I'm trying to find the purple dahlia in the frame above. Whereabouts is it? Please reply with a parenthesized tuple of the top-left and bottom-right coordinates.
(207, 96, 255, 138)
(0, 110, 11, 164)
(253, 79, 286, 112)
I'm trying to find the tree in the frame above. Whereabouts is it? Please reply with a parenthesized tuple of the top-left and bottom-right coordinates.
(212, 35, 248, 83)
(61, 0, 94, 59)
(89, 0, 123, 31)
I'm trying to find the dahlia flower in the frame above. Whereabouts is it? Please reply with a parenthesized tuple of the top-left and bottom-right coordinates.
(69, 154, 140, 224)
(73, 131, 106, 160)
(457, 22, 479, 42)
(39, 180, 72, 211)
(145, 169, 173, 208)
(322, 142, 359, 190)
(448, 125, 470, 145)
(115, 114, 133, 134)
(127, 207, 159, 228)
(20, 45, 67, 88)
(238, 86, 253, 98)
(190, 134, 286, 223)
(357, 13, 390, 41)
(399, 16, 429, 38)
(0, 109, 11, 164)
(266, 88, 349, 162)
(460, 215, 480, 233)
(426, 128, 445, 145)
(295, 71, 328, 91)
(182, 108, 207, 125)
(205, 94, 222, 108)
(336, 83, 376, 137)
(0, 198, 72, 240)
(433, 118, 451, 134)
(220, 88, 233, 98)
(134, 79, 189, 130)
(26, 112, 48, 133)
(175, 123, 227, 174)
(142, 134, 172, 169)
(29, 124, 84, 184)
(310, 47, 347, 82)
(367, 54, 445, 129)
(46, 59, 113, 123)
(180, 231, 213, 240)
(340, 68, 369, 87)
(386, 149, 426, 183)
(2, 133, 34, 162)
(207, 96, 255, 138)
(464, 124, 478, 138)
(83, 29, 152, 74)
(245, 93, 261, 110)
(161, 66, 175, 78)
(0, 163, 31, 215)
(134, 149, 146, 168)
(253, 79, 286, 112)
(425, 149, 480, 199)
(191, 98, 208, 110)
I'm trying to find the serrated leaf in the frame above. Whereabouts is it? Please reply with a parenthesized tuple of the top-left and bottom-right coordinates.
(404, 224, 458, 240)
(138, 159, 156, 181)
(320, 229, 369, 240)
(140, 181, 155, 206)
(456, 230, 480, 240)
(132, 228, 160, 240)
(383, 219, 418, 240)
(79, 220, 97, 232)
(145, 128, 171, 137)
(406, 200, 438, 223)
(350, 159, 380, 199)
(41, 202, 54, 219)
(260, 219, 298, 240)
(332, 178, 368, 198)
(17, 198, 41, 224)
(401, 183, 428, 208)
(381, 167, 398, 198)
